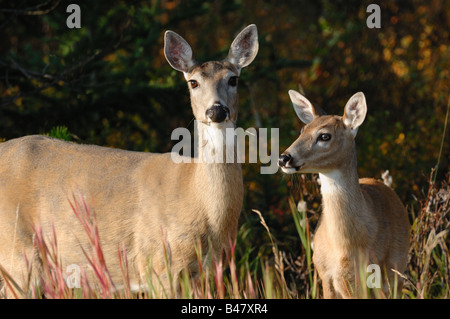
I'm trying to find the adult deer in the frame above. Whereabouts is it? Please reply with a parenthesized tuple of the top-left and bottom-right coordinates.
(0, 25, 258, 296)
(278, 90, 410, 298)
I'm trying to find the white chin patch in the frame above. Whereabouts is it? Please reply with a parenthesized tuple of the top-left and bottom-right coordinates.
(281, 167, 297, 174)
(206, 121, 234, 144)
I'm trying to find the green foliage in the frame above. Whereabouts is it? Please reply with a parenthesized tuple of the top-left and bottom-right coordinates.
(48, 125, 72, 141)
(0, 0, 449, 299)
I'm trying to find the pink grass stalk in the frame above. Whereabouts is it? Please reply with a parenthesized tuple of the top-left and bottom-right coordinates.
(0, 264, 22, 299)
(68, 191, 116, 298)
(191, 237, 206, 299)
(228, 239, 240, 298)
(245, 268, 256, 299)
(118, 243, 131, 299)
(32, 224, 71, 299)
(212, 257, 225, 299)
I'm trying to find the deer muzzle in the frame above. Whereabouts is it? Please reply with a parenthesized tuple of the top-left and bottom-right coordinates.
(206, 103, 230, 123)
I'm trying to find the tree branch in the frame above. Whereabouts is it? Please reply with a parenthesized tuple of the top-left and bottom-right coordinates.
(0, 0, 61, 16)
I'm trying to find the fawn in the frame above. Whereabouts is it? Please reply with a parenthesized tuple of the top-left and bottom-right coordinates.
(0, 25, 258, 296)
(278, 90, 410, 298)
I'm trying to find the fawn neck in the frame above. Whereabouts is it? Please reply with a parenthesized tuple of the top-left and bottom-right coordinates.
(318, 145, 370, 250)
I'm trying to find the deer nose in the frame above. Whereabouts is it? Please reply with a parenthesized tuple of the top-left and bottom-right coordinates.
(278, 153, 292, 167)
(206, 103, 229, 123)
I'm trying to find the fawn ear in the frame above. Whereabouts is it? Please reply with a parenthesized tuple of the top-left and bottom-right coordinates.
(226, 24, 259, 73)
(164, 30, 196, 73)
(288, 90, 320, 124)
(343, 92, 367, 138)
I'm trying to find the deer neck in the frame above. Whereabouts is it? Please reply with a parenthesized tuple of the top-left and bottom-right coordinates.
(193, 120, 243, 241)
(318, 147, 370, 250)
(195, 120, 236, 163)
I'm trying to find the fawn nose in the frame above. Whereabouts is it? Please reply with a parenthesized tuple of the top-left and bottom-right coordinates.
(206, 103, 229, 123)
(278, 153, 292, 167)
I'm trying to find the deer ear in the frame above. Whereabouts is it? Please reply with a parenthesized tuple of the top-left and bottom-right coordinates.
(288, 90, 320, 124)
(343, 92, 367, 138)
(164, 31, 196, 73)
(226, 24, 259, 73)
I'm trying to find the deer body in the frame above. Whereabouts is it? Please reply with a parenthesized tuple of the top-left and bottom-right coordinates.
(279, 91, 409, 298)
(0, 25, 258, 295)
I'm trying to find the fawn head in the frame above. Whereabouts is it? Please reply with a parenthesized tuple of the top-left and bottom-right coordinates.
(164, 25, 258, 127)
(278, 90, 367, 174)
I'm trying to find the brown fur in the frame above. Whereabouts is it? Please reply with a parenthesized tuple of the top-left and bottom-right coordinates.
(0, 25, 258, 296)
(280, 91, 410, 298)
(0, 136, 242, 292)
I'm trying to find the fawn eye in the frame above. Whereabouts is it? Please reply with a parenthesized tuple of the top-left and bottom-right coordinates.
(228, 76, 238, 87)
(317, 133, 331, 142)
(189, 80, 199, 89)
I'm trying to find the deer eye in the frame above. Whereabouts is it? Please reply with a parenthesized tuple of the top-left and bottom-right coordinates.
(228, 76, 238, 87)
(317, 133, 331, 142)
(189, 80, 199, 89)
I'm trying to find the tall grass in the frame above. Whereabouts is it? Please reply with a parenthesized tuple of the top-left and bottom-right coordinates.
(406, 171, 450, 298)
(0, 171, 448, 299)
(288, 196, 316, 298)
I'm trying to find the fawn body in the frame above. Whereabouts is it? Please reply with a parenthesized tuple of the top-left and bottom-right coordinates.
(0, 25, 258, 296)
(278, 91, 410, 298)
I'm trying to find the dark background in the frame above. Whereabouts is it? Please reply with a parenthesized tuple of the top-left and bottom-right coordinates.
(1, 0, 449, 295)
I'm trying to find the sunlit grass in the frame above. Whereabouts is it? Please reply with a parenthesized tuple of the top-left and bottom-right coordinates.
(0, 171, 448, 299)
